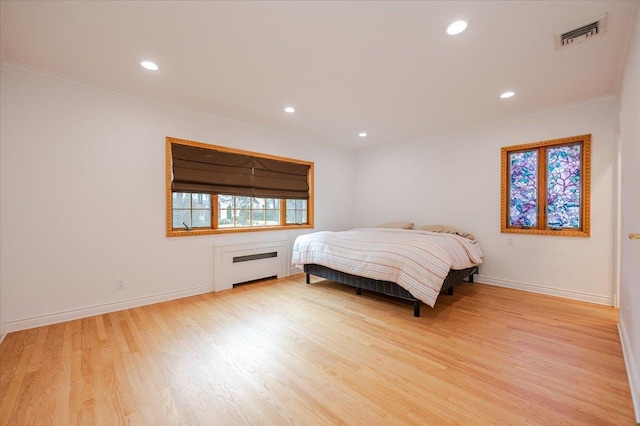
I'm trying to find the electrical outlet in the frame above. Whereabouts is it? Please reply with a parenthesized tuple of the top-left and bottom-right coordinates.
(116, 278, 125, 290)
(507, 238, 514, 246)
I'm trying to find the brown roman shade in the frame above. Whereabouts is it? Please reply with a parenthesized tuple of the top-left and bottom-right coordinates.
(171, 143, 310, 199)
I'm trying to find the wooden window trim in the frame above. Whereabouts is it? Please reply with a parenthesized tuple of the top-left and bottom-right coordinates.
(500, 134, 591, 238)
(166, 137, 314, 237)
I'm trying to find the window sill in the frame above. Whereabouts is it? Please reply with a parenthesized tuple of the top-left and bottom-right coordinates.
(501, 227, 589, 238)
(167, 223, 314, 237)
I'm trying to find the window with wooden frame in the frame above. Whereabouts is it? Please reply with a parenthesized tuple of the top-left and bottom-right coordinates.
(501, 134, 591, 237)
(166, 137, 314, 237)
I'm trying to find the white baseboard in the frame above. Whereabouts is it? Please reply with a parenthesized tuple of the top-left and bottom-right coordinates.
(3, 285, 213, 335)
(619, 316, 640, 424)
(476, 274, 614, 306)
(0, 321, 7, 345)
(0, 274, 616, 340)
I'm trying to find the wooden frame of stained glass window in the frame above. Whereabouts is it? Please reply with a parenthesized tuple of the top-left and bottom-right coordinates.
(501, 134, 591, 237)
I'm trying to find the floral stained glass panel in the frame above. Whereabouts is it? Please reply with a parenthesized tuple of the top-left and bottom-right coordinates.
(546, 144, 581, 228)
(509, 150, 538, 227)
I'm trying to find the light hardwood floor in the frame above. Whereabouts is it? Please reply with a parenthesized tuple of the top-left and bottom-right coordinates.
(0, 275, 635, 425)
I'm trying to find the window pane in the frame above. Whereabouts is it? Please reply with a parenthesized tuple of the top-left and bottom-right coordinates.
(236, 210, 251, 227)
(547, 144, 581, 229)
(191, 193, 210, 209)
(252, 209, 265, 225)
(236, 197, 251, 208)
(173, 210, 191, 229)
(218, 208, 233, 227)
(219, 223, 234, 229)
(285, 199, 307, 224)
(172, 192, 191, 208)
(286, 209, 295, 224)
(218, 195, 233, 209)
(192, 209, 211, 228)
(266, 198, 280, 209)
(509, 150, 538, 227)
(266, 209, 280, 225)
(296, 210, 307, 224)
(286, 208, 307, 224)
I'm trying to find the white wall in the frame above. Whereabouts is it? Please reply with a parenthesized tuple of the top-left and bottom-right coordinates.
(355, 98, 619, 305)
(0, 64, 3, 341)
(0, 65, 356, 333)
(618, 5, 640, 421)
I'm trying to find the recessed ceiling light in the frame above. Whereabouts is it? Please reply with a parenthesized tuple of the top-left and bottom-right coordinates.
(140, 61, 159, 71)
(500, 91, 516, 99)
(446, 20, 468, 36)
(284, 106, 295, 113)
(359, 132, 367, 137)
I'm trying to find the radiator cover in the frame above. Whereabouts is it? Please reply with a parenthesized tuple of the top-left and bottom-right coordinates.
(213, 240, 289, 291)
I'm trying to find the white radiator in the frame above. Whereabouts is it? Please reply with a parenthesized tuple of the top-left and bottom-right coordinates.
(213, 240, 289, 291)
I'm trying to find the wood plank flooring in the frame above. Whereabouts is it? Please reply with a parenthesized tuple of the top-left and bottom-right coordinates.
(0, 275, 636, 425)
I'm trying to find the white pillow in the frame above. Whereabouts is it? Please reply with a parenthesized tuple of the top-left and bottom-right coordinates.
(417, 224, 475, 240)
(374, 221, 414, 230)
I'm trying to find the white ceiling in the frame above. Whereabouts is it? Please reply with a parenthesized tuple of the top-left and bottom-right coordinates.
(1, 1, 638, 150)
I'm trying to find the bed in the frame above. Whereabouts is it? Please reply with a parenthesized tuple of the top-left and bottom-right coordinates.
(291, 227, 483, 317)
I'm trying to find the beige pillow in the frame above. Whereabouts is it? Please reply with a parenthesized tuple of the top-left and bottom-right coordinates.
(374, 221, 414, 230)
(417, 224, 475, 240)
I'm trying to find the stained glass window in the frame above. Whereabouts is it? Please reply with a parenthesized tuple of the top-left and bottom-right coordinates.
(501, 135, 590, 237)
(509, 150, 538, 227)
(546, 144, 581, 229)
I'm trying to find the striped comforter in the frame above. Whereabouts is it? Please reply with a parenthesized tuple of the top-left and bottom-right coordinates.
(291, 228, 484, 307)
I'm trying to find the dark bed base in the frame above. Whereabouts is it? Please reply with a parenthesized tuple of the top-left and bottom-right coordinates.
(303, 264, 478, 317)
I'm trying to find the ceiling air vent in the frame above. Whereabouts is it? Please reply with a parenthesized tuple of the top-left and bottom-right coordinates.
(554, 14, 607, 49)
